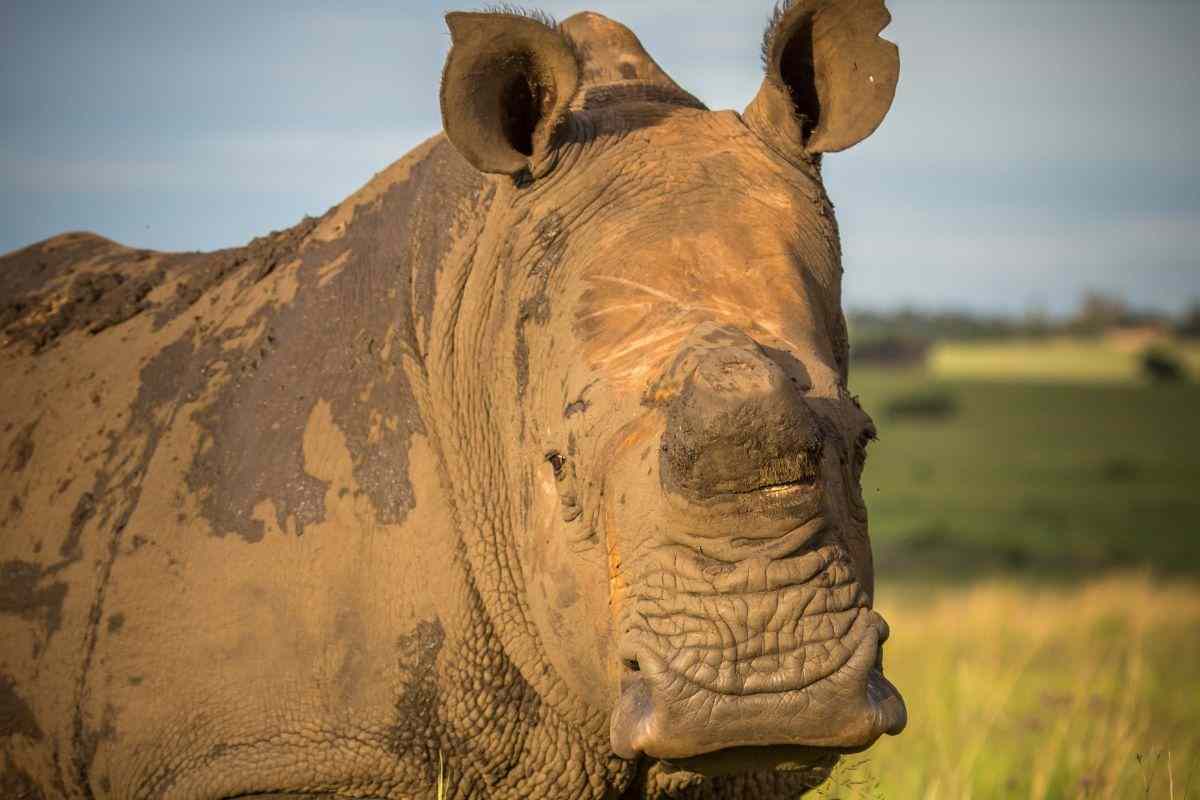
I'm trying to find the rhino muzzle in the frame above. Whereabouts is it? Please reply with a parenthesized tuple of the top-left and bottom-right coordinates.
(608, 526, 906, 761)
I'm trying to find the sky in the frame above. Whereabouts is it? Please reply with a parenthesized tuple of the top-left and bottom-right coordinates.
(1, 0, 1198, 315)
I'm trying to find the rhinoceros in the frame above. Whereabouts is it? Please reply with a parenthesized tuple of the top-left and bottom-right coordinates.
(0, 3, 904, 798)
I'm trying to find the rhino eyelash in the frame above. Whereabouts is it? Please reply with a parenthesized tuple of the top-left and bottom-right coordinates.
(854, 428, 876, 467)
(546, 451, 568, 479)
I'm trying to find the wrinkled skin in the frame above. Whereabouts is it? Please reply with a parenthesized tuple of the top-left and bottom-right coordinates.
(0, 4, 903, 799)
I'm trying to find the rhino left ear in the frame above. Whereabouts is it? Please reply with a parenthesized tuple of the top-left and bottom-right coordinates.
(440, 12, 581, 180)
(744, 0, 899, 157)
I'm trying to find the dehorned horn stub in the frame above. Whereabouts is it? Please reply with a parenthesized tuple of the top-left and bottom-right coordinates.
(558, 12, 706, 111)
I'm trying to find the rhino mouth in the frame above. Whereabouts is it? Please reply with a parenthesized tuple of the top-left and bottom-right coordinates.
(609, 526, 906, 762)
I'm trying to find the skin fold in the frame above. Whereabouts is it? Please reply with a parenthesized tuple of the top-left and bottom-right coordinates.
(0, 4, 902, 798)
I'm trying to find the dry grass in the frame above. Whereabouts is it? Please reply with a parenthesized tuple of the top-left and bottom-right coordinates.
(815, 574, 1200, 799)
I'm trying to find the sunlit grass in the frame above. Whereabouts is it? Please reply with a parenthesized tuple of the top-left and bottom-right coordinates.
(928, 338, 1200, 384)
(815, 575, 1200, 799)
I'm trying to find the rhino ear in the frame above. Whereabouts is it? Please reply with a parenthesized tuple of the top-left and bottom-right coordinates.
(440, 12, 581, 179)
(744, 0, 899, 157)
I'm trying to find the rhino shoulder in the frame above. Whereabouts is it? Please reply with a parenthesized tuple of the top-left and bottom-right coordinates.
(1, 131, 494, 798)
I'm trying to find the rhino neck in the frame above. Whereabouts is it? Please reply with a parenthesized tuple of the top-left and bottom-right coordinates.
(560, 11, 706, 112)
(405, 179, 636, 795)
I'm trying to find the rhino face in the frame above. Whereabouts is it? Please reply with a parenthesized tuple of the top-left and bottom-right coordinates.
(528, 122, 906, 764)
(439, 1, 904, 784)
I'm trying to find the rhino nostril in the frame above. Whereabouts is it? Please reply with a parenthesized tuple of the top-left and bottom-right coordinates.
(622, 658, 641, 673)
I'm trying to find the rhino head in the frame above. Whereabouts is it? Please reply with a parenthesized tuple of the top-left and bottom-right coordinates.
(433, 1, 904, 792)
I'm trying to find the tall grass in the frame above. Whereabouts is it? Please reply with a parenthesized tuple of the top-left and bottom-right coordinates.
(816, 575, 1200, 799)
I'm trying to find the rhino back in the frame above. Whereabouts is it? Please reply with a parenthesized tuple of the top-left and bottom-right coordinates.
(0, 135, 491, 797)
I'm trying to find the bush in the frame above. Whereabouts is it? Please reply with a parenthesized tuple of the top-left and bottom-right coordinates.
(1140, 347, 1187, 382)
(850, 335, 930, 367)
(884, 388, 958, 420)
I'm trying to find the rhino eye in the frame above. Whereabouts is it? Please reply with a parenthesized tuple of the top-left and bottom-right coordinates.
(546, 451, 567, 480)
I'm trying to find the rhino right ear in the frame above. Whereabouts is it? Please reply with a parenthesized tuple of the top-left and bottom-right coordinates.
(744, 0, 899, 158)
(440, 12, 581, 180)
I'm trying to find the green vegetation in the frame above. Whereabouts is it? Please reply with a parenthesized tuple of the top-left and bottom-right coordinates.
(1141, 347, 1190, 383)
(851, 365, 1200, 577)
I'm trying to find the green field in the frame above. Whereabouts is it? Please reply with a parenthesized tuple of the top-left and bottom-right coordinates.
(850, 366, 1200, 577)
(835, 358, 1200, 798)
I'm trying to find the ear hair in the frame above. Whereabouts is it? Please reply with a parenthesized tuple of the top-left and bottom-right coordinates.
(760, 0, 798, 71)
(477, 5, 586, 69)
(481, 4, 560, 30)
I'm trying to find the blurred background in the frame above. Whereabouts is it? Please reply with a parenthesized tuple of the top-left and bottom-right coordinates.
(3, 1, 1198, 796)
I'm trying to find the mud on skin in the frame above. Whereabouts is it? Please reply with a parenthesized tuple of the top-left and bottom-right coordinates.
(0, 2, 903, 798)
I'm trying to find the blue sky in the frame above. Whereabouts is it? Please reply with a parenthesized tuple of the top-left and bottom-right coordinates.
(2, 0, 1198, 314)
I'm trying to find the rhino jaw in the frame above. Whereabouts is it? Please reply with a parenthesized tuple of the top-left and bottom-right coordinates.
(608, 604, 906, 762)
